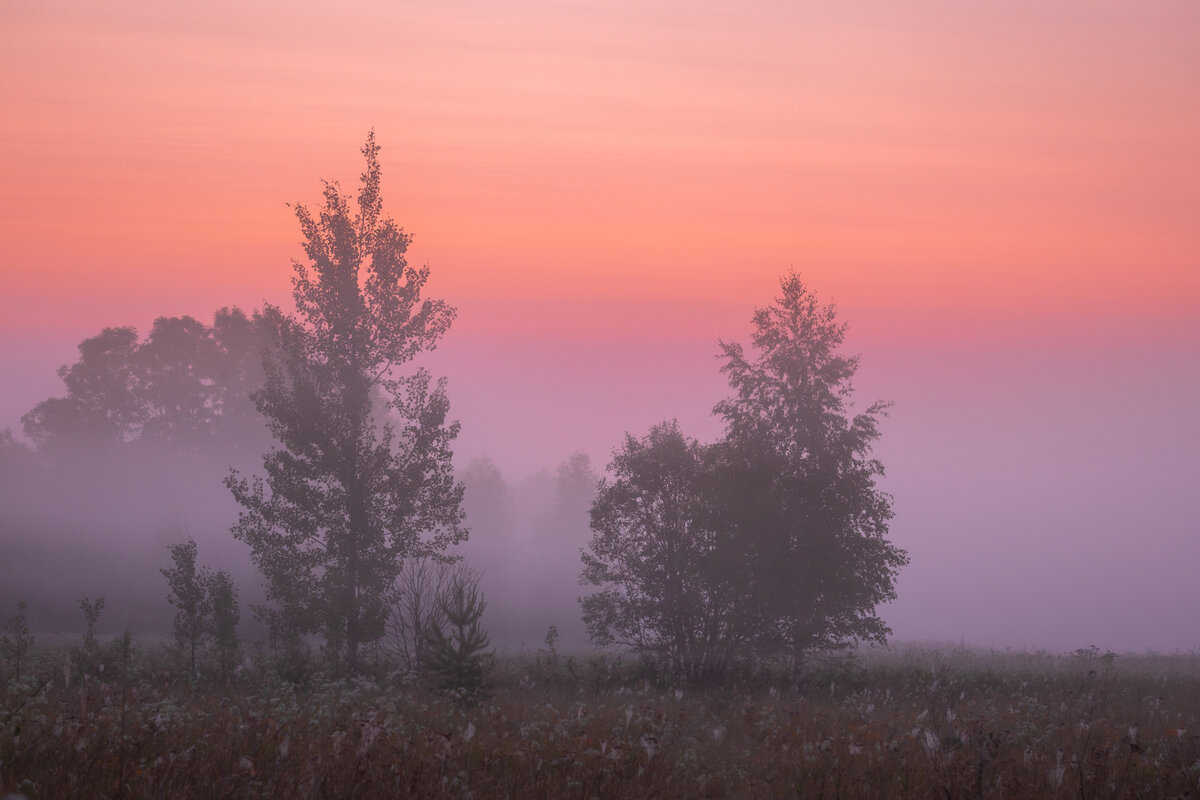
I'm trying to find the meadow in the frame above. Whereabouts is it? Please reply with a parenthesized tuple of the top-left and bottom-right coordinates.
(3, 641, 1198, 799)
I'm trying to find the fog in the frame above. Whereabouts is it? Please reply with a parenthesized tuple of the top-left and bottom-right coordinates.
(1, 301, 1195, 654)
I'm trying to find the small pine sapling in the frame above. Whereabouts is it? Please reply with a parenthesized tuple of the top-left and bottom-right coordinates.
(423, 575, 495, 703)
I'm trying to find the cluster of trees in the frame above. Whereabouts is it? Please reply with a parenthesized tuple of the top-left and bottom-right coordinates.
(21, 308, 277, 456)
(580, 275, 908, 679)
(3, 134, 907, 688)
(0, 309, 279, 635)
(161, 538, 241, 678)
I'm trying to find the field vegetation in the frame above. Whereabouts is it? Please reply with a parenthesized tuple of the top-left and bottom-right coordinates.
(3, 638, 1198, 799)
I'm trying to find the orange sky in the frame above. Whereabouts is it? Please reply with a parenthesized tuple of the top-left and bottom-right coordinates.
(2, 0, 1197, 350)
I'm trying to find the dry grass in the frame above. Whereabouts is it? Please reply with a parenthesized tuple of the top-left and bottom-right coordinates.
(2, 643, 1198, 798)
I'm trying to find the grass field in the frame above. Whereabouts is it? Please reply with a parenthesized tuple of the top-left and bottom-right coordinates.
(3, 641, 1198, 798)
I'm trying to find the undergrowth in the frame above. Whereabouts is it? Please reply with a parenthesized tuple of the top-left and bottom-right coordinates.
(2, 642, 1198, 798)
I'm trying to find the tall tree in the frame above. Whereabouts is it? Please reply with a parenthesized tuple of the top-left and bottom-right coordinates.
(226, 133, 465, 674)
(714, 272, 907, 663)
(580, 273, 907, 676)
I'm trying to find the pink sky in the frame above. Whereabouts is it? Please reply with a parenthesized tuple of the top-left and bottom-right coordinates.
(2, 1, 1197, 650)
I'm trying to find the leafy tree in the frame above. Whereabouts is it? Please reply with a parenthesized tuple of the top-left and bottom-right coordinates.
(207, 568, 241, 682)
(21, 309, 275, 454)
(23, 328, 141, 449)
(580, 274, 907, 676)
(581, 421, 747, 679)
(161, 539, 211, 673)
(136, 316, 220, 444)
(210, 307, 279, 452)
(161, 538, 241, 678)
(226, 133, 465, 675)
(713, 272, 907, 664)
(423, 573, 494, 702)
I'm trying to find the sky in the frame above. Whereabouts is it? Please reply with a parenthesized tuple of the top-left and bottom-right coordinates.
(1, 0, 1198, 651)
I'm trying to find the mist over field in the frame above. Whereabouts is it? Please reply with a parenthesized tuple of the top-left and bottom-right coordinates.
(2, 306, 1195, 654)
(4, 4, 1200, 798)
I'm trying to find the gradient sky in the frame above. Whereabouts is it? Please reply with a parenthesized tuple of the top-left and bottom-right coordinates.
(2, 1, 1198, 651)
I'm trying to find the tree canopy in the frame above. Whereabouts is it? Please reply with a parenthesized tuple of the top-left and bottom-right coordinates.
(21, 308, 276, 455)
(580, 273, 907, 676)
(226, 133, 465, 675)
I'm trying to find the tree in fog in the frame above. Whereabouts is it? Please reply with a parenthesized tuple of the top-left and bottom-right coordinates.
(23, 327, 142, 449)
(580, 273, 907, 675)
(461, 455, 513, 539)
(581, 421, 748, 679)
(713, 272, 907, 664)
(422, 571, 494, 702)
(385, 558, 480, 671)
(162, 539, 211, 673)
(21, 308, 276, 454)
(207, 570, 241, 682)
(161, 538, 241, 676)
(226, 133, 465, 675)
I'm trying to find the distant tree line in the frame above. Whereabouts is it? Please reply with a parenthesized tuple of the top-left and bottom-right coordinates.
(19, 307, 278, 456)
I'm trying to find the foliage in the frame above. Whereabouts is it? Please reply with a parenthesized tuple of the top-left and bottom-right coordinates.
(160, 538, 241, 678)
(582, 421, 745, 679)
(423, 572, 495, 702)
(713, 272, 908, 662)
(226, 133, 465, 675)
(581, 274, 908, 676)
(207, 569, 241, 683)
(79, 596, 105, 655)
(20, 308, 275, 455)
(161, 539, 211, 672)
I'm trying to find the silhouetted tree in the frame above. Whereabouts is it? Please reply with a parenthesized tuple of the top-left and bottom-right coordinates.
(78, 596, 105, 670)
(207, 569, 241, 682)
(423, 572, 494, 702)
(461, 455, 513, 539)
(226, 133, 465, 675)
(713, 272, 907, 665)
(23, 327, 141, 449)
(385, 558, 479, 671)
(21, 310, 276, 454)
(581, 421, 746, 678)
(136, 316, 220, 444)
(210, 307, 279, 452)
(161, 538, 211, 673)
(581, 274, 907, 676)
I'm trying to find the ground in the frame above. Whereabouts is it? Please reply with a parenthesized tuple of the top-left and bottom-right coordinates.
(2, 642, 1198, 798)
